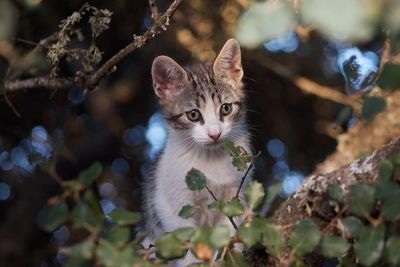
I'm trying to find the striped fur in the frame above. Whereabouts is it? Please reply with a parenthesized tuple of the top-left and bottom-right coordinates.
(141, 39, 251, 266)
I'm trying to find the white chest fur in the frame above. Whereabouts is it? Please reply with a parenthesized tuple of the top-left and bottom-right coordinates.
(153, 134, 249, 232)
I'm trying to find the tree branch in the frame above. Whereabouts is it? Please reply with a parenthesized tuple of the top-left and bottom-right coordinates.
(3, 0, 183, 93)
(253, 55, 361, 111)
(267, 138, 400, 266)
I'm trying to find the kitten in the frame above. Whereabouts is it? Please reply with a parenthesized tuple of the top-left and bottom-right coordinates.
(141, 39, 251, 266)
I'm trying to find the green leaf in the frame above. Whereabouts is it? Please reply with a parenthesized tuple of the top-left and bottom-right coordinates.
(361, 96, 387, 121)
(179, 205, 196, 219)
(238, 218, 265, 247)
(224, 251, 251, 267)
(300, 0, 378, 42)
(354, 225, 385, 267)
(173, 227, 195, 241)
(156, 232, 187, 260)
(37, 201, 68, 232)
(375, 180, 400, 221)
(262, 183, 282, 215)
(108, 208, 141, 226)
(327, 184, 344, 203)
(191, 227, 212, 245)
(64, 239, 94, 267)
(70, 202, 103, 229)
(208, 200, 225, 211)
(262, 221, 286, 257)
(222, 198, 244, 217)
(185, 168, 206, 191)
(379, 160, 394, 181)
(340, 216, 363, 238)
(391, 153, 400, 177)
(78, 162, 103, 186)
(223, 141, 252, 172)
(235, 1, 294, 49)
(244, 181, 265, 211)
(320, 235, 350, 258)
(377, 63, 400, 90)
(96, 240, 136, 267)
(384, 235, 400, 267)
(103, 227, 130, 247)
(348, 184, 375, 218)
(84, 190, 104, 223)
(289, 219, 321, 256)
(210, 224, 230, 249)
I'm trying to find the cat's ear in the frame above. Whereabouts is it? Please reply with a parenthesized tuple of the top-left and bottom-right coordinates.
(213, 38, 243, 85)
(151, 56, 188, 99)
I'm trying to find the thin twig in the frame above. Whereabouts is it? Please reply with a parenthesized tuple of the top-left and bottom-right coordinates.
(3, 0, 183, 93)
(3, 91, 21, 117)
(205, 185, 238, 230)
(235, 163, 253, 199)
(148, 0, 160, 22)
(205, 184, 218, 201)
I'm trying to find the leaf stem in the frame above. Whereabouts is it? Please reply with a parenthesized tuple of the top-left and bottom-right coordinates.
(205, 185, 238, 230)
(235, 163, 253, 199)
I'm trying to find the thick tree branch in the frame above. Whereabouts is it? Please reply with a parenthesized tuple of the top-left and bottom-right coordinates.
(267, 138, 400, 266)
(3, 0, 183, 93)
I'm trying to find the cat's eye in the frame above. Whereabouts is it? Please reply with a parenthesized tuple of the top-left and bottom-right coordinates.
(220, 103, 233, 116)
(186, 109, 202, 122)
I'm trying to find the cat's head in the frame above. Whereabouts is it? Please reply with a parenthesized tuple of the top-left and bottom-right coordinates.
(151, 39, 246, 149)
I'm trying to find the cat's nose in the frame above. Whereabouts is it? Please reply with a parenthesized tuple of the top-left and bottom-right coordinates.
(208, 133, 221, 141)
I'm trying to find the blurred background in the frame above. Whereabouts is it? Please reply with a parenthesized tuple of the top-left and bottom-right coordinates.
(0, 0, 399, 266)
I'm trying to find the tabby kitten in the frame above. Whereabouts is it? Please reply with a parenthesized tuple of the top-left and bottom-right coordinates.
(141, 39, 251, 266)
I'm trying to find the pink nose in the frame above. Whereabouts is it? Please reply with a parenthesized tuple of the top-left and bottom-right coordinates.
(208, 133, 221, 141)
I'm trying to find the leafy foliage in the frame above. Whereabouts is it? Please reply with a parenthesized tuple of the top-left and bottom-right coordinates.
(34, 124, 400, 267)
(289, 219, 321, 256)
(223, 141, 252, 172)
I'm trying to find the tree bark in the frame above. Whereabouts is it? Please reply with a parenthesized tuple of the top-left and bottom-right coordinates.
(267, 138, 400, 266)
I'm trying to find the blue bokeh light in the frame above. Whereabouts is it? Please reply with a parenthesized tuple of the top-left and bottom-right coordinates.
(0, 126, 55, 174)
(111, 158, 130, 175)
(123, 125, 146, 146)
(145, 112, 167, 159)
(282, 171, 304, 197)
(0, 182, 11, 200)
(337, 47, 379, 95)
(267, 138, 286, 159)
(68, 88, 86, 104)
(53, 226, 70, 245)
(0, 152, 13, 171)
(11, 147, 35, 173)
(272, 160, 289, 179)
(56, 251, 66, 265)
(347, 117, 357, 128)
(263, 32, 299, 53)
(100, 199, 116, 215)
(32, 126, 48, 141)
(99, 182, 117, 200)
